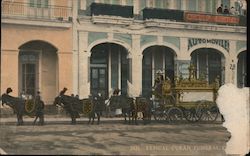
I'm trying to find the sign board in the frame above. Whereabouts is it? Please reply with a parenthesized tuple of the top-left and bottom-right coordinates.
(175, 60, 190, 79)
(184, 12, 240, 24)
(180, 91, 214, 102)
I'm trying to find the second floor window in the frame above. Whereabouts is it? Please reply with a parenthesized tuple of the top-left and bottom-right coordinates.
(30, 0, 49, 8)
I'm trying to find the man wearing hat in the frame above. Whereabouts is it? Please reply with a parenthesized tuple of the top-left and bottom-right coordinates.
(153, 70, 164, 97)
(59, 87, 68, 96)
(33, 91, 45, 125)
(6, 87, 13, 94)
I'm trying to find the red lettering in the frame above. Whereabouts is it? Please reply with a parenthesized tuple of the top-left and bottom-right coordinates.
(185, 12, 239, 24)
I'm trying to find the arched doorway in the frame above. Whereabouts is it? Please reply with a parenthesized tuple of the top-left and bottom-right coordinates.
(19, 40, 58, 104)
(90, 43, 129, 99)
(142, 46, 176, 97)
(237, 51, 247, 88)
(191, 48, 225, 85)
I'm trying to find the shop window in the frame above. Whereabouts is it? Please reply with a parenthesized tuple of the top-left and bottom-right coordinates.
(20, 53, 38, 97)
(191, 49, 224, 85)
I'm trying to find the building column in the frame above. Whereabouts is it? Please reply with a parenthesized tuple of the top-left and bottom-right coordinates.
(226, 40, 237, 85)
(1, 50, 19, 96)
(131, 34, 142, 97)
(179, 37, 190, 60)
(72, 0, 78, 95)
(177, 38, 191, 78)
(58, 52, 73, 95)
(168, 0, 175, 9)
(199, 0, 206, 12)
(181, 0, 187, 10)
(80, 0, 86, 10)
(133, 0, 139, 15)
(78, 31, 90, 98)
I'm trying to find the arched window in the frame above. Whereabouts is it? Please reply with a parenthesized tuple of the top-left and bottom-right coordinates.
(191, 48, 225, 85)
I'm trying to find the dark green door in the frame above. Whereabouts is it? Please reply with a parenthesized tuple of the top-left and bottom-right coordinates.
(90, 67, 108, 99)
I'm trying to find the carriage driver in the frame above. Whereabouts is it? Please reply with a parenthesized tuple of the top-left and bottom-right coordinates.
(6, 87, 13, 95)
(59, 87, 68, 96)
(33, 91, 45, 126)
(153, 70, 164, 96)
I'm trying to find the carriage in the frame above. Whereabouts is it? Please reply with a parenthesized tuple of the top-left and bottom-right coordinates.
(0, 92, 45, 125)
(151, 65, 221, 123)
(53, 93, 106, 124)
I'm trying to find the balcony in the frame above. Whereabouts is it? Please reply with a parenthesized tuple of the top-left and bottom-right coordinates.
(142, 8, 184, 22)
(1, 2, 72, 22)
(142, 7, 246, 27)
(90, 3, 133, 18)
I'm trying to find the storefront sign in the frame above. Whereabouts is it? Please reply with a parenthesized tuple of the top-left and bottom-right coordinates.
(188, 38, 229, 52)
(184, 12, 240, 24)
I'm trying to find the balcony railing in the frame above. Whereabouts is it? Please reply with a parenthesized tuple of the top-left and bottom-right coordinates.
(90, 3, 133, 18)
(142, 7, 246, 26)
(1, 2, 72, 22)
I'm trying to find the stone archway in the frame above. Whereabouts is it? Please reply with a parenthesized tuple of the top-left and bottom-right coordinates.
(141, 45, 176, 97)
(191, 48, 225, 85)
(90, 42, 130, 99)
(19, 40, 58, 104)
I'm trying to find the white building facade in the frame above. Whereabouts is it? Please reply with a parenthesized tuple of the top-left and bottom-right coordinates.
(71, 0, 246, 100)
(1, 0, 246, 103)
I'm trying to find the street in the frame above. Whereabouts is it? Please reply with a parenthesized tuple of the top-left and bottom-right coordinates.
(0, 116, 230, 155)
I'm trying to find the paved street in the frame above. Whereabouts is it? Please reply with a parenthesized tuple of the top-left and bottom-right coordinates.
(0, 116, 230, 155)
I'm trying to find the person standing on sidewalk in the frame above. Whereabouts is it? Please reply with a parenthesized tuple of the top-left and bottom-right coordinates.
(33, 91, 45, 125)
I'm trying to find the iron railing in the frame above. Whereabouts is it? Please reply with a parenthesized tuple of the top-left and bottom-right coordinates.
(1, 2, 72, 21)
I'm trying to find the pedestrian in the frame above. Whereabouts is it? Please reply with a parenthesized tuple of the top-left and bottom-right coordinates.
(230, 6, 236, 15)
(75, 95, 79, 99)
(217, 4, 223, 14)
(33, 91, 45, 126)
(223, 5, 229, 14)
(236, 0, 243, 15)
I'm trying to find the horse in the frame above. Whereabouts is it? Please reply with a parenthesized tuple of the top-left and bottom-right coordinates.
(134, 97, 153, 125)
(108, 95, 135, 124)
(53, 95, 81, 124)
(87, 95, 105, 125)
(1, 93, 25, 125)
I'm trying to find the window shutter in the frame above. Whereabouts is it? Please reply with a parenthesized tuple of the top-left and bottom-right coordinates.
(88, 57, 90, 82)
(128, 58, 132, 83)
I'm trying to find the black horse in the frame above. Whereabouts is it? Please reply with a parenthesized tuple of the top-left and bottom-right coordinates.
(108, 95, 135, 124)
(87, 94, 105, 125)
(53, 95, 81, 124)
(1, 93, 25, 125)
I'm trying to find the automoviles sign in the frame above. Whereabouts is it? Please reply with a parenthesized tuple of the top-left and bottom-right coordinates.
(188, 38, 229, 52)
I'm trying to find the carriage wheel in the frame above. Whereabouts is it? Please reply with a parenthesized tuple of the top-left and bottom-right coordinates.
(82, 100, 92, 116)
(153, 110, 167, 122)
(166, 107, 183, 123)
(184, 107, 201, 122)
(24, 99, 36, 117)
(200, 105, 220, 123)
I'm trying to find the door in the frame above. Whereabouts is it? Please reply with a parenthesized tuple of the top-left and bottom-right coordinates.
(22, 63, 36, 97)
(90, 67, 108, 99)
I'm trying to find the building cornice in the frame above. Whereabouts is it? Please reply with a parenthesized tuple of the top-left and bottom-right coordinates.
(1, 18, 72, 28)
(91, 15, 133, 26)
(77, 15, 246, 34)
(144, 19, 246, 34)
